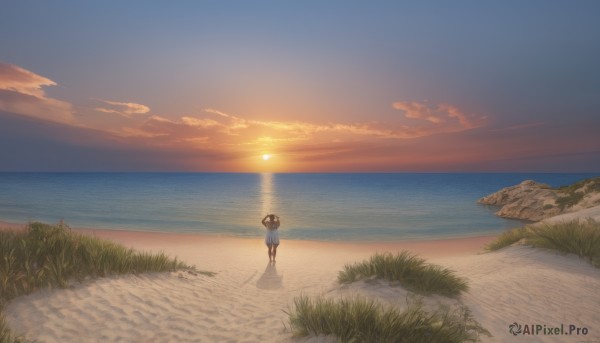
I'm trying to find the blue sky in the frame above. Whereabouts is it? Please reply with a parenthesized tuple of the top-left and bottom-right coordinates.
(1, 1, 599, 172)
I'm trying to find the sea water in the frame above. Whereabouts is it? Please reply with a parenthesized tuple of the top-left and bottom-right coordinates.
(0, 173, 596, 241)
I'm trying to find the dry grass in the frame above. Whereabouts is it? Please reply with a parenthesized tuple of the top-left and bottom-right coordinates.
(0, 221, 213, 343)
(338, 251, 468, 297)
(287, 295, 490, 343)
(486, 219, 600, 268)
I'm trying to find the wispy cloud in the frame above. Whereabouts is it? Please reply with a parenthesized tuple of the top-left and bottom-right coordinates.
(0, 62, 56, 97)
(123, 102, 488, 157)
(202, 108, 392, 137)
(181, 116, 221, 128)
(392, 101, 486, 132)
(0, 62, 73, 123)
(147, 115, 176, 124)
(199, 107, 467, 140)
(0, 62, 507, 172)
(490, 121, 546, 132)
(202, 108, 249, 131)
(94, 99, 150, 116)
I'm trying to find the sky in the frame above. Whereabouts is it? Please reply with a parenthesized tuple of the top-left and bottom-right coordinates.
(1, 1, 599, 172)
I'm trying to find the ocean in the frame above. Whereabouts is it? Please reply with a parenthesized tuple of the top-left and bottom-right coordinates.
(0, 173, 596, 241)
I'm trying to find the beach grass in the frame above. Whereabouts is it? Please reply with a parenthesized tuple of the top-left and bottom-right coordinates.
(555, 176, 600, 210)
(287, 295, 490, 343)
(528, 219, 600, 267)
(555, 192, 584, 211)
(0, 222, 207, 301)
(486, 219, 600, 267)
(484, 226, 530, 251)
(556, 176, 600, 194)
(338, 251, 468, 297)
(0, 314, 24, 343)
(0, 221, 212, 342)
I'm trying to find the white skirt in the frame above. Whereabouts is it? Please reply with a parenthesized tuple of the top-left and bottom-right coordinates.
(265, 230, 280, 246)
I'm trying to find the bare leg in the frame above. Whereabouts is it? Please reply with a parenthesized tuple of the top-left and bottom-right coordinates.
(272, 244, 278, 262)
(267, 244, 273, 261)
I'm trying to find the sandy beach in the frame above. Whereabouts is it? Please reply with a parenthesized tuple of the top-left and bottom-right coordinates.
(2, 210, 600, 343)
(3, 0, 599, 341)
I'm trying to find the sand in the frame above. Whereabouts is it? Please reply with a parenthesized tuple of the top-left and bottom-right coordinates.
(2, 216, 600, 342)
(541, 204, 600, 224)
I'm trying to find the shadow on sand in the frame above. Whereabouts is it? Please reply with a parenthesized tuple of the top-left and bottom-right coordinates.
(256, 262, 283, 290)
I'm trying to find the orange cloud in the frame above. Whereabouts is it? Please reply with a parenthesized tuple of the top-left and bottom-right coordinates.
(95, 99, 150, 116)
(147, 115, 176, 124)
(0, 62, 497, 172)
(198, 104, 485, 143)
(65, 93, 493, 170)
(200, 109, 427, 139)
(203, 108, 249, 131)
(392, 101, 485, 133)
(116, 103, 488, 164)
(0, 62, 56, 97)
(181, 116, 222, 128)
(0, 62, 73, 123)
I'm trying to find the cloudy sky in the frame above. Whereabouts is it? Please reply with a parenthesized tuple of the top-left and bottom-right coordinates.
(1, 1, 599, 172)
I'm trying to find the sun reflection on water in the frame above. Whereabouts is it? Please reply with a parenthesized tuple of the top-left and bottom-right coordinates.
(261, 173, 274, 216)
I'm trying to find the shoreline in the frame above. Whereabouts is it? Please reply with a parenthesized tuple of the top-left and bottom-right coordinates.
(1, 219, 496, 258)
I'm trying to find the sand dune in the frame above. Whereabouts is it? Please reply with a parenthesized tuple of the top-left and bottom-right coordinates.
(434, 246, 600, 342)
(3, 223, 600, 342)
(540, 204, 600, 224)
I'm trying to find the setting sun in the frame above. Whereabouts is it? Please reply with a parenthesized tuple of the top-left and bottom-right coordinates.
(262, 154, 271, 161)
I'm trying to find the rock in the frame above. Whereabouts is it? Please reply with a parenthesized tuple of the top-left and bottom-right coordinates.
(478, 177, 600, 221)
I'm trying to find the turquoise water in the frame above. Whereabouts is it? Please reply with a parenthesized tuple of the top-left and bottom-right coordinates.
(0, 173, 596, 241)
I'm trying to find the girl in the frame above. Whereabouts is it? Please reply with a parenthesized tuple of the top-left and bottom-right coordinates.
(261, 214, 280, 262)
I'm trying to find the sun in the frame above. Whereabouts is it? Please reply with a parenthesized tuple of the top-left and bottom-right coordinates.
(262, 154, 271, 161)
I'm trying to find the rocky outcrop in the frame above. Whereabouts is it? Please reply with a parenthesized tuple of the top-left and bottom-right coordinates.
(478, 177, 600, 221)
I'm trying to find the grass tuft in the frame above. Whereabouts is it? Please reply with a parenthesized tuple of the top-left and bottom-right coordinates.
(555, 176, 600, 194)
(528, 219, 600, 267)
(287, 295, 490, 343)
(484, 227, 530, 251)
(0, 222, 204, 301)
(338, 251, 468, 297)
(555, 192, 584, 211)
(486, 219, 600, 268)
(0, 313, 25, 343)
(554, 177, 600, 210)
